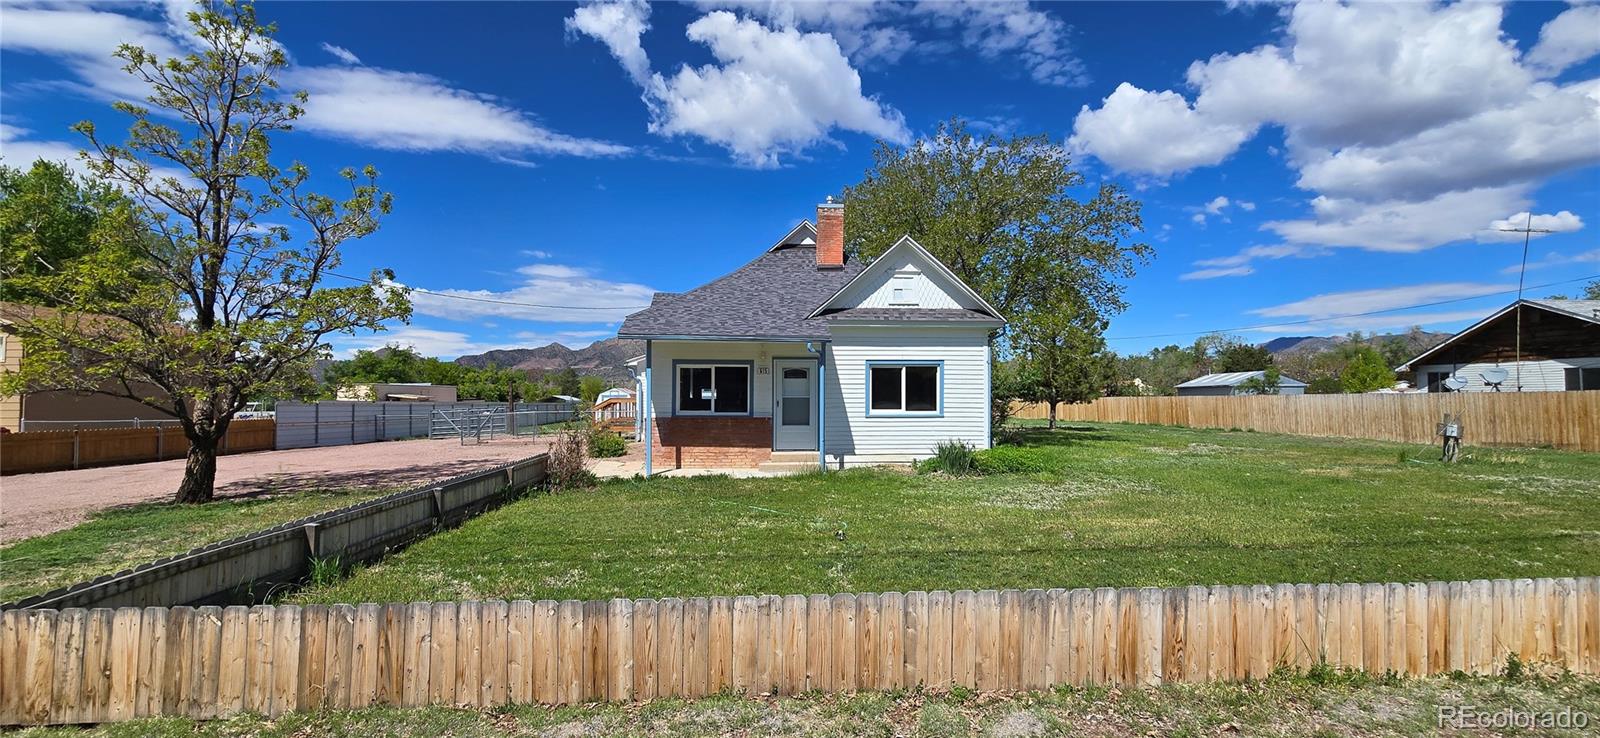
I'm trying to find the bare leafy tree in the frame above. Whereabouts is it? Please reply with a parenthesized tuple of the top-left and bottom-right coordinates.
(1, 1, 409, 502)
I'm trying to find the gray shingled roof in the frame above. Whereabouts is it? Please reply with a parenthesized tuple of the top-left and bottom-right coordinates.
(618, 246, 866, 340)
(822, 307, 1001, 323)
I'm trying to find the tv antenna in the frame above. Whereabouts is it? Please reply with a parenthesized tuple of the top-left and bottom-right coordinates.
(1498, 213, 1554, 391)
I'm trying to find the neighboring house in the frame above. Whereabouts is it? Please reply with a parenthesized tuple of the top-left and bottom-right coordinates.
(1175, 371, 1308, 396)
(0, 301, 171, 432)
(618, 198, 1006, 473)
(594, 387, 636, 403)
(335, 382, 459, 402)
(1397, 299, 1600, 392)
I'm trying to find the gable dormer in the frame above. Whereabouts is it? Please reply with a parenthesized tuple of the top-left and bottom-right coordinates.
(809, 236, 1004, 320)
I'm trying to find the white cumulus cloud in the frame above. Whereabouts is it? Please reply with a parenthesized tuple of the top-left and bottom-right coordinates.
(1526, 4, 1600, 77)
(569, 4, 908, 167)
(1478, 210, 1586, 243)
(1068, 1, 1600, 255)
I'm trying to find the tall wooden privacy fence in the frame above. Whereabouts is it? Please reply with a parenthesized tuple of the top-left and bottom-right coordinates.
(1014, 392, 1600, 452)
(0, 419, 276, 475)
(3, 576, 1596, 725)
(2, 455, 550, 612)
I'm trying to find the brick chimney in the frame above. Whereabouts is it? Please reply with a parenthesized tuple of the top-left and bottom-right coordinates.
(816, 196, 844, 269)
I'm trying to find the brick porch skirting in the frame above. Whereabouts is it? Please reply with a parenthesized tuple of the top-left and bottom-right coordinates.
(651, 417, 773, 468)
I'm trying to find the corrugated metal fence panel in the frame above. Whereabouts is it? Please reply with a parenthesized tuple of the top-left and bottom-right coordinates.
(274, 401, 577, 450)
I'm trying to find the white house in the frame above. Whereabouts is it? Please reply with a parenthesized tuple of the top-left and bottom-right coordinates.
(617, 199, 1006, 474)
(1397, 299, 1600, 392)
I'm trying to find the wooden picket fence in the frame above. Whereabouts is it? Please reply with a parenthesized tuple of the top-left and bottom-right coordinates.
(3, 576, 1596, 726)
(1014, 392, 1600, 452)
(0, 419, 277, 475)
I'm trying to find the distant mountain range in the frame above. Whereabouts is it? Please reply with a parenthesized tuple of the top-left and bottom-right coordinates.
(1262, 331, 1451, 356)
(454, 337, 643, 384)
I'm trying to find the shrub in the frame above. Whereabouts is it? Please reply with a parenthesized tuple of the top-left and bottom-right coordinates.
(549, 428, 596, 491)
(973, 446, 1049, 475)
(589, 430, 627, 458)
(924, 440, 978, 476)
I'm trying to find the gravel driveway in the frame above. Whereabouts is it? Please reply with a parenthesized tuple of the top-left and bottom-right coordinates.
(0, 436, 551, 544)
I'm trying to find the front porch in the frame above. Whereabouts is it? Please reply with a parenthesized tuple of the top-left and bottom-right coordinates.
(637, 339, 828, 475)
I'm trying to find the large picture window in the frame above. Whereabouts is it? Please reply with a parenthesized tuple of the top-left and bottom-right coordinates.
(868, 362, 940, 414)
(676, 364, 750, 414)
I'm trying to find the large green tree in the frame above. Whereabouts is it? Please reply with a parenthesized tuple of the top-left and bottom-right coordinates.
(0, 160, 153, 306)
(844, 119, 1149, 420)
(1213, 341, 1274, 373)
(1341, 347, 1396, 393)
(1, 1, 409, 503)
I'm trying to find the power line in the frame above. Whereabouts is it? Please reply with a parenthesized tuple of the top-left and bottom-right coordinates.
(1104, 273, 1600, 342)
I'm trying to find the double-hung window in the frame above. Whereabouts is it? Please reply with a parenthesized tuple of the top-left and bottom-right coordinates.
(868, 362, 940, 414)
(676, 363, 750, 414)
(1565, 367, 1600, 391)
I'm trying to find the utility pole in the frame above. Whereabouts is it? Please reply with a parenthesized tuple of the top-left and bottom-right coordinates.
(1498, 213, 1554, 391)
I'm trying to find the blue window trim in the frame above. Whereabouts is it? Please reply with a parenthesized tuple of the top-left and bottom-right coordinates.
(670, 359, 755, 417)
(864, 360, 945, 418)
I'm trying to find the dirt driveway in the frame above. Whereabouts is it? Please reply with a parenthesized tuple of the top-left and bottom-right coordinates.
(0, 436, 551, 544)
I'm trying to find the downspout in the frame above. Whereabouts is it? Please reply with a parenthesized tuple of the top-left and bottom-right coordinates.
(644, 340, 653, 478)
(806, 341, 827, 470)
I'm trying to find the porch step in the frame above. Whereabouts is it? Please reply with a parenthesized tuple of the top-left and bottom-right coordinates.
(767, 451, 818, 463)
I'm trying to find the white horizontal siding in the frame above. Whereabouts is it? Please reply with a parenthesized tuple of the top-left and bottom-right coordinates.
(824, 326, 991, 457)
(1416, 357, 1600, 392)
(647, 341, 811, 418)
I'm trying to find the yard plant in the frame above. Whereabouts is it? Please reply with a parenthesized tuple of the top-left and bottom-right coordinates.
(296, 423, 1600, 604)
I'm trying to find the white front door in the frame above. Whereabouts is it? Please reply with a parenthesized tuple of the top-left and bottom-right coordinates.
(772, 359, 817, 451)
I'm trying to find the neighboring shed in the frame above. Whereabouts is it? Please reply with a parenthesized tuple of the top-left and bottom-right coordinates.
(1175, 371, 1308, 396)
(535, 394, 583, 404)
(336, 383, 458, 403)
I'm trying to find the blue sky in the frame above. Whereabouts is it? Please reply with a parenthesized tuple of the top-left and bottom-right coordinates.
(2, 1, 1597, 358)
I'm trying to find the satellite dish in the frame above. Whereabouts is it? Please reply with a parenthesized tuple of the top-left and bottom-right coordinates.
(1481, 367, 1510, 391)
(1442, 376, 1467, 392)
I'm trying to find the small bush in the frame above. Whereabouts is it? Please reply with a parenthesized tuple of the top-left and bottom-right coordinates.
(307, 556, 343, 588)
(924, 440, 978, 476)
(549, 428, 596, 491)
(973, 446, 1049, 475)
(588, 430, 627, 458)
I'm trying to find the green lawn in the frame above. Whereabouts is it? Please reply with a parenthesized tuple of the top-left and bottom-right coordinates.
(0, 487, 397, 603)
(295, 423, 1600, 604)
(14, 671, 1600, 737)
